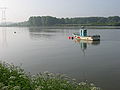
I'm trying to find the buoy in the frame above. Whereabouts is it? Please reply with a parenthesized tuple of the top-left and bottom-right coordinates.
(68, 37, 71, 39)
(77, 37, 80, 39)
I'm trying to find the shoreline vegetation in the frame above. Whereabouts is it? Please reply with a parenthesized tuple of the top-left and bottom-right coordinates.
(1, 25, 120, 30)
(1, 16, 120, 29)
(0, 62, 101, 90)
(1, 26, 120, 29)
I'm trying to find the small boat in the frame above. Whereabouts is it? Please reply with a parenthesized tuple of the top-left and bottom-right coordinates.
(72, 26, 100, 41)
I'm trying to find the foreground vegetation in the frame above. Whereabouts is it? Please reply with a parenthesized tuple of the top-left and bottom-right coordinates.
(0, 62, 100, 90)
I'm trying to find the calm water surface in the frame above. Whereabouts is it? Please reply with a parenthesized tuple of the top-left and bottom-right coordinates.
(0, 27, 120, 90)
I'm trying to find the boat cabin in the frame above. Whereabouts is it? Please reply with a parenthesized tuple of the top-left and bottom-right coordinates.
(79, 28, 87, 37)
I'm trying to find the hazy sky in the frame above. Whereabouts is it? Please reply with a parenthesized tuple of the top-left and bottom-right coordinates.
(0, 0, 120, 22)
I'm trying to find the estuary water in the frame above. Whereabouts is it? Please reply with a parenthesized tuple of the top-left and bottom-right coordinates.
(0, 27, 120, 90)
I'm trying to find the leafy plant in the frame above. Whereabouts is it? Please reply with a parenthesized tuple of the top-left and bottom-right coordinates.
(0, 62, 101, 90)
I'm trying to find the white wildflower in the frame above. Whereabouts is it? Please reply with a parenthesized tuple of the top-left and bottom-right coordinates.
(91, 87, 99, 90)
(19, 75, 27, 79)
(90, 83, 95, 86)
(13, 86, 21, 90)
(9, 76, 16, 80)
(72, 78, 76, 81)
(79, 82, 86, 86)
(35, 86, 44, 90)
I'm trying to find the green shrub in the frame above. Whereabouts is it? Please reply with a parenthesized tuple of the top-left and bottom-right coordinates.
(0, 62, 101, 90)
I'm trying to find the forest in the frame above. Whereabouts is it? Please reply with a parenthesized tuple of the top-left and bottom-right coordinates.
(27, 16, 120, 26)
(5, 16, 120, 27)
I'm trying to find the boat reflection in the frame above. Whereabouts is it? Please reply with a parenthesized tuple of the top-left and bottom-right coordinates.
(74, 39, 100, 55)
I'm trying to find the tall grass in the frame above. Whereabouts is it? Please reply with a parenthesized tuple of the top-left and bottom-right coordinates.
(0, 62, 101, 90)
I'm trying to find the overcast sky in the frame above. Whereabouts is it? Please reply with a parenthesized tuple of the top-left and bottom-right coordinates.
(0, 0, 120, 22)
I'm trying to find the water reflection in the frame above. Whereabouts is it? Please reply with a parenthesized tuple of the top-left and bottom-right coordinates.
(0, 27, 7, 47)
(74, 39, 100, 55)
(28, 27, 57, 40)
(29, 27, 59, 33)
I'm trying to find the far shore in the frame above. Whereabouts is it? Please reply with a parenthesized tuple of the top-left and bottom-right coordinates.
(0, 25, 120, 29)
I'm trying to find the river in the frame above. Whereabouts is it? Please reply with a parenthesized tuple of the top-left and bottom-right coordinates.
(0, 27, 120, 90)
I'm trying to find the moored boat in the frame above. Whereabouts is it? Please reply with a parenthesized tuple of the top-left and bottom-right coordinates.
(72, 27, 100, 41)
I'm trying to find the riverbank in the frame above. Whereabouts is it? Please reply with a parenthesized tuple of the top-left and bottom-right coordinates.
(0, 62, 100, 90)
(1, 25, 120, 29)
(28, 26, 120, 30)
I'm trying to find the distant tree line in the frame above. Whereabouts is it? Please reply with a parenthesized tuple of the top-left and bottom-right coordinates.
(27, 16, 120, 26)
(3, 16, 120, 27)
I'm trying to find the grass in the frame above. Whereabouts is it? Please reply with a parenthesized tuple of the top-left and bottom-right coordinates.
(0, 62, 101, 90)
